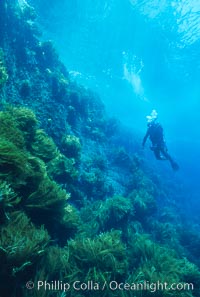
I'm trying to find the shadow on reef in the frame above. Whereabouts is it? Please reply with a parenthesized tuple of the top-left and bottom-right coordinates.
(0, 1, 200, 296)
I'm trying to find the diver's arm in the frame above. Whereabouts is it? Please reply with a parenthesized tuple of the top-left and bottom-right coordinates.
(142, 129, 149, 147)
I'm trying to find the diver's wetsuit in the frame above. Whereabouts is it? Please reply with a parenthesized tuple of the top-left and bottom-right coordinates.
(143, 122, 179, 170)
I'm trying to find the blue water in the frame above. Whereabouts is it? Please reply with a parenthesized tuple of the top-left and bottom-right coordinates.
(32, 0, 200, 216)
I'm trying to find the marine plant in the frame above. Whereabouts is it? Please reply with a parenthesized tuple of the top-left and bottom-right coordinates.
(24, 176, 70, 227)
(0, 108, 26, 148)
(61, 134, 81, 158)
(78, 200, 101, 238)
(62, 204, 80, 233)
(152, 221, 180, 248)
(6, 106, 38, 144)
(128, 189, 157, 219)
(131, 168, 157, 195)
(30, 129, 79, 183)
(0, 211, 50, 268)
(78, 195, 134, 237)
(80, 167, 110, 200)
(97, 195, 134, 232)
(32, 245, 72, 291)
(0, 180, 21, 223)
(0, 138, 35, 187)
(47, 153, 78, 183)
(25, 230, 128, 297)
(0, 105, 84, 295)
(1, 3, 200, 296)
(127, 234, 200, 297)
(30, 129, 58, 161)
(0, 211, 50, 296)
(0, 106, 78, 241)
(67, 230, 128, 284)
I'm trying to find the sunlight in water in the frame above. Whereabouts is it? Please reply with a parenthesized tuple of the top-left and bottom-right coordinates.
(172, 0, 200, 46)
(129, 0, 168, 19)
(129, 0, 200, 46)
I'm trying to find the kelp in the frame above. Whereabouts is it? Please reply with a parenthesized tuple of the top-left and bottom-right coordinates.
(0, 12, 200, 293)
(128, 189, 157, 219)
(78, 201, 101, 238)
(35, 245, 71, 280)
(0, 212, 50, 297)
(131, 168, 157, 195)
(29, 231, 128, 297)
(97, 195, 134, 231)
(0, 180, 21, 223)
(24, 176, 70, 226)
(127, 234, 200, 297)
(0, 106, 81, 295)
(7, 106, 38, 143)
(0, 109, 25, 148)
(0, 211, 49, 273)
(62, 204, 80, 233)
(68, 230, 128, 279)
(0, 138, 34, 186)
(31, 129, 58, 161)
(47, 153, 78, 182)
(30, 129, 79, 183)
(61, 134, 81, 158)
(0, 106, 77, 242)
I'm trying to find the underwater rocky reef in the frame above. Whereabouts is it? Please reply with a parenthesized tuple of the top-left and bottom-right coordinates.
(0, 1, 200, 297)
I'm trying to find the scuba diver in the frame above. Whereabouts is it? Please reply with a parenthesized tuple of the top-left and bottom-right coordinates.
(142, 110, 179, 171)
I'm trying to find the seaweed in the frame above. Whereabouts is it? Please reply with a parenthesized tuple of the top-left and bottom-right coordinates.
(0, 107, 78, 243)
(30, 129, 58, 161)
(128, 189, 157, 219)
(1, 3, 200, 296)
(97, 195, 134, 232)
(0, 109, 25, 149)
(8, 106, 38, 144)
(67, 230, 128, 283)
(0, 211, 49, 268)
(47, 153, 78, 183)
(80, 168, 110, 200)
(0, 138, 34, 187)
(61, 134, 81, 159)
(24, 176, 70, 220)
(0, 180, 21, 223)
(127, 234, 200, 296)
(0, 211, 50, 297)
